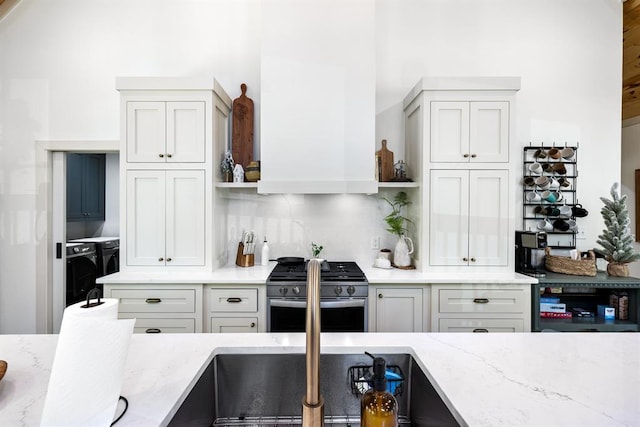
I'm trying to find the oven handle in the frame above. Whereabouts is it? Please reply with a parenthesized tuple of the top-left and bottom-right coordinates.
(269, 299, 366, 309)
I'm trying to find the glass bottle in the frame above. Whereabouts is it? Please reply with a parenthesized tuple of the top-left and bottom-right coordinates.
(361, 357, 398, 427)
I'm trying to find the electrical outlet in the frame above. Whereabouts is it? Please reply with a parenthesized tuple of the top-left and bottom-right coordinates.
(371, 236, 380, 249)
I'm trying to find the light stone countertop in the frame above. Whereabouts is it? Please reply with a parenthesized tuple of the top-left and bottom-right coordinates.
(97, 262, 537, 285)
(1, 332, 637, 426)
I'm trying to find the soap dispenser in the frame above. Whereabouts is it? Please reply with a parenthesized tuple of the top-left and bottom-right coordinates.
(361, 357, 398, 427)
(261, 237, 270, 266)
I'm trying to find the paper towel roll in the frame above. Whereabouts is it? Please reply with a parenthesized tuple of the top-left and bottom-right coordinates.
(41, 298, 135, 427)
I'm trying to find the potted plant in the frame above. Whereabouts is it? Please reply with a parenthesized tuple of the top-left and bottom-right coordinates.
(311, 242, 324, 259)
(595, 183, 640, 276)
(381, 191, 414, 267)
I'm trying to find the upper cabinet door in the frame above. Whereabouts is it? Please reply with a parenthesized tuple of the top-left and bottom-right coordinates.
(469, 102, 509, 163)
(166, 102, 206, 163)
(126, 101, 205, 163)
(127, 102, 166, 163)
(431, 101, 509, 163)
(430, 102, 470, 163)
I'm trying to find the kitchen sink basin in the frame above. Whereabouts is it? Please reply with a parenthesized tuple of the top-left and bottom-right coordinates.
(169, 353, 459, 426)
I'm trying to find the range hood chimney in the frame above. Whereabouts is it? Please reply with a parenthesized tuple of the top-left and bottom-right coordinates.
(258, 0, 377, 194)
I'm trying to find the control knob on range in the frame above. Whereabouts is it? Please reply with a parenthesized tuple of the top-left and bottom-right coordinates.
(347, 285, 356, 296)
(334, 285, 343, 296)
(279, 286, 288, 296)
(292, 286, 301, 295)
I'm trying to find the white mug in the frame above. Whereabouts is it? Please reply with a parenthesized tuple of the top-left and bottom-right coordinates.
(558, 205, 572, 218)
(568, 219, 578, 231)
(528, 162, 543, 175)
(537, 219, 554, 232)
(560, 147, 575, 160)
(535, 176, 550, 190)
(548, 177, 560, 189)
(526, 191, 541, 202)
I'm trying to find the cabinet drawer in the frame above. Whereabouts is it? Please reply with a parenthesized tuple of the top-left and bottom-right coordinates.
(438, 288, 526, 314)
(127, 318, 196, 334)
(208, 288, 258, 313)
(439, 318, 524, 332)
(210, 317, 258, 333)
(112, 288, 196, 313)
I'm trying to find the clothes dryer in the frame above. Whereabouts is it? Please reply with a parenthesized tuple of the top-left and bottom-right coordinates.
(69, 237, 119, 277)
(66, 242, 99, 306)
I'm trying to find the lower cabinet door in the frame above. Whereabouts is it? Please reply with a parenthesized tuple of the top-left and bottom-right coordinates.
(438, 318, 524, 332)
(374, 288, 423, 332)
(130, 318, 196, 334)
(210, 317, 258, 333)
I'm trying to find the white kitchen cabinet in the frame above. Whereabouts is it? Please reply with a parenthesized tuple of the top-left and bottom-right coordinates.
(117, 77, 231, 273)
(369, 286, 428, 332)
(104, 284, 203, 333)
(126, 101, 206, 163)
(431, 284, 531, 332)
(205, 285, 266, 333)
(431, 101, 509, 163)
(126, 169, 205, 267)
(429, 169, 509, 267)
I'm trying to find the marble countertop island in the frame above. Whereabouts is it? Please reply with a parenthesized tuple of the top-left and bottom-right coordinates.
(1, 332, 637, 426)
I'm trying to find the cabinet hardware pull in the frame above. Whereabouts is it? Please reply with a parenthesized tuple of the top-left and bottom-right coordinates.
(470, 257, 476, 262)
(463, 154, 469, 158)
(159, 153, 164, 158)
(250, 322, 256, 328)
(145, 328, 162, 333)
(471, 154, 477, 158)
(473, 328, 489, 333)
(145, 298, 162, 304)
(158, 257, 164, 262)
(226, 297, 242, 303)
(167, 153, 172, 158)
(166, 257, 172, 262)
(378, 293, 383, 299)
(463, 257, 468, 262)
(473, 298, 489, 304)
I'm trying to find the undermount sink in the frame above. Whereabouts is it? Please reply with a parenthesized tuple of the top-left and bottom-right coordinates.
(169, 353, 459, 426)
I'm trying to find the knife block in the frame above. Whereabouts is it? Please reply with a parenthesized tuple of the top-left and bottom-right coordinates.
(235, 242, 255, 267)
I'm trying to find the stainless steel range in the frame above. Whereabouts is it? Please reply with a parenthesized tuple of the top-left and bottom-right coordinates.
(266, 260, 368, 332)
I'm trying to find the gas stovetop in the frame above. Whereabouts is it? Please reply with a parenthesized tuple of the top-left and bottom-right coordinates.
(267, 261, 367, 283)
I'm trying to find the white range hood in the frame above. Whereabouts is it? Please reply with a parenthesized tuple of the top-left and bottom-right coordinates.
(258, 0, 377, 194)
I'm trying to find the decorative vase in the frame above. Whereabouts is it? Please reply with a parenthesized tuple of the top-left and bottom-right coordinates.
(607, 262, 630, 277)
(393, 235, 414, 267)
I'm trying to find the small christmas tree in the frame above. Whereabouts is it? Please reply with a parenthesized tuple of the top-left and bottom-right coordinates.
(596, 183, 640, 276)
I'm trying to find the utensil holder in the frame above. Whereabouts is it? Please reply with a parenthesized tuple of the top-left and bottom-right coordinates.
(235, 242, 254, 267)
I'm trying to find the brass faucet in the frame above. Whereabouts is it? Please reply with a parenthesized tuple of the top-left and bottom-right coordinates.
(302, 259, 324, 426)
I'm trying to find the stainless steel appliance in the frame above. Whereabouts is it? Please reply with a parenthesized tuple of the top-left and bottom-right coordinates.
(267, 261, 368, 332)
(515, 230, 548, 278)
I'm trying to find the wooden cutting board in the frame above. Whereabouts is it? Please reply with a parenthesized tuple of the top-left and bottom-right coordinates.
(376, 139, 394, 182)
(232, 83, 254, 169)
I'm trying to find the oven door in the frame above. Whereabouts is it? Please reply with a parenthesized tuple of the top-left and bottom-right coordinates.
(268, 298, 367, 332)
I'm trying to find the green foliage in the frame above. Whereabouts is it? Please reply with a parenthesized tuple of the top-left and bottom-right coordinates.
(381, 191, 413, 236)
(311, 242, 323, 258)
(596, 183, 640, 264)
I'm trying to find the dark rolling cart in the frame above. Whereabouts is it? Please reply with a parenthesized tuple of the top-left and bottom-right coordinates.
(532, 272, 640, 332)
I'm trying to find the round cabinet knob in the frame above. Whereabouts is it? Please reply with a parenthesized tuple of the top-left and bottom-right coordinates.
(471, 154, 477, 158)
(279, 286, 288, 296)
(158, 257, 164, 262)
(463, 154, 470, 158)
(167, 153, 173, 158)
(470, 257, 476, 262)
(250, 322, 256, 328)
(462, 257, 468, 262)
(166, 257, 172, 262)
(347, 285, 356, 295)
(292, 286, 300, 295)
(378, 293, 383, 299)
(159, 153, 164, 158)
(334, 286, 343, 296)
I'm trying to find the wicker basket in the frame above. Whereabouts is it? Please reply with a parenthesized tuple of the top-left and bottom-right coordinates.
(544, 247, 597, 276)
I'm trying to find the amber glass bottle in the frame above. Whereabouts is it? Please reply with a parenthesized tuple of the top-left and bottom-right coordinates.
(360, 357, 398, 427)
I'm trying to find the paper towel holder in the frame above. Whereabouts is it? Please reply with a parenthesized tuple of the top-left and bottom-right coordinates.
(81, 288, 105, 309)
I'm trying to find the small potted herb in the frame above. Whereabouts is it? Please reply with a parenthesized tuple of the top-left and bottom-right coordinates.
(311, 242, 324, 259)
(381, 191, 414, 267)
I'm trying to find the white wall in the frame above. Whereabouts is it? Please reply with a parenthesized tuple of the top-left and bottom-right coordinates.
(0, 0, 622, 333)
